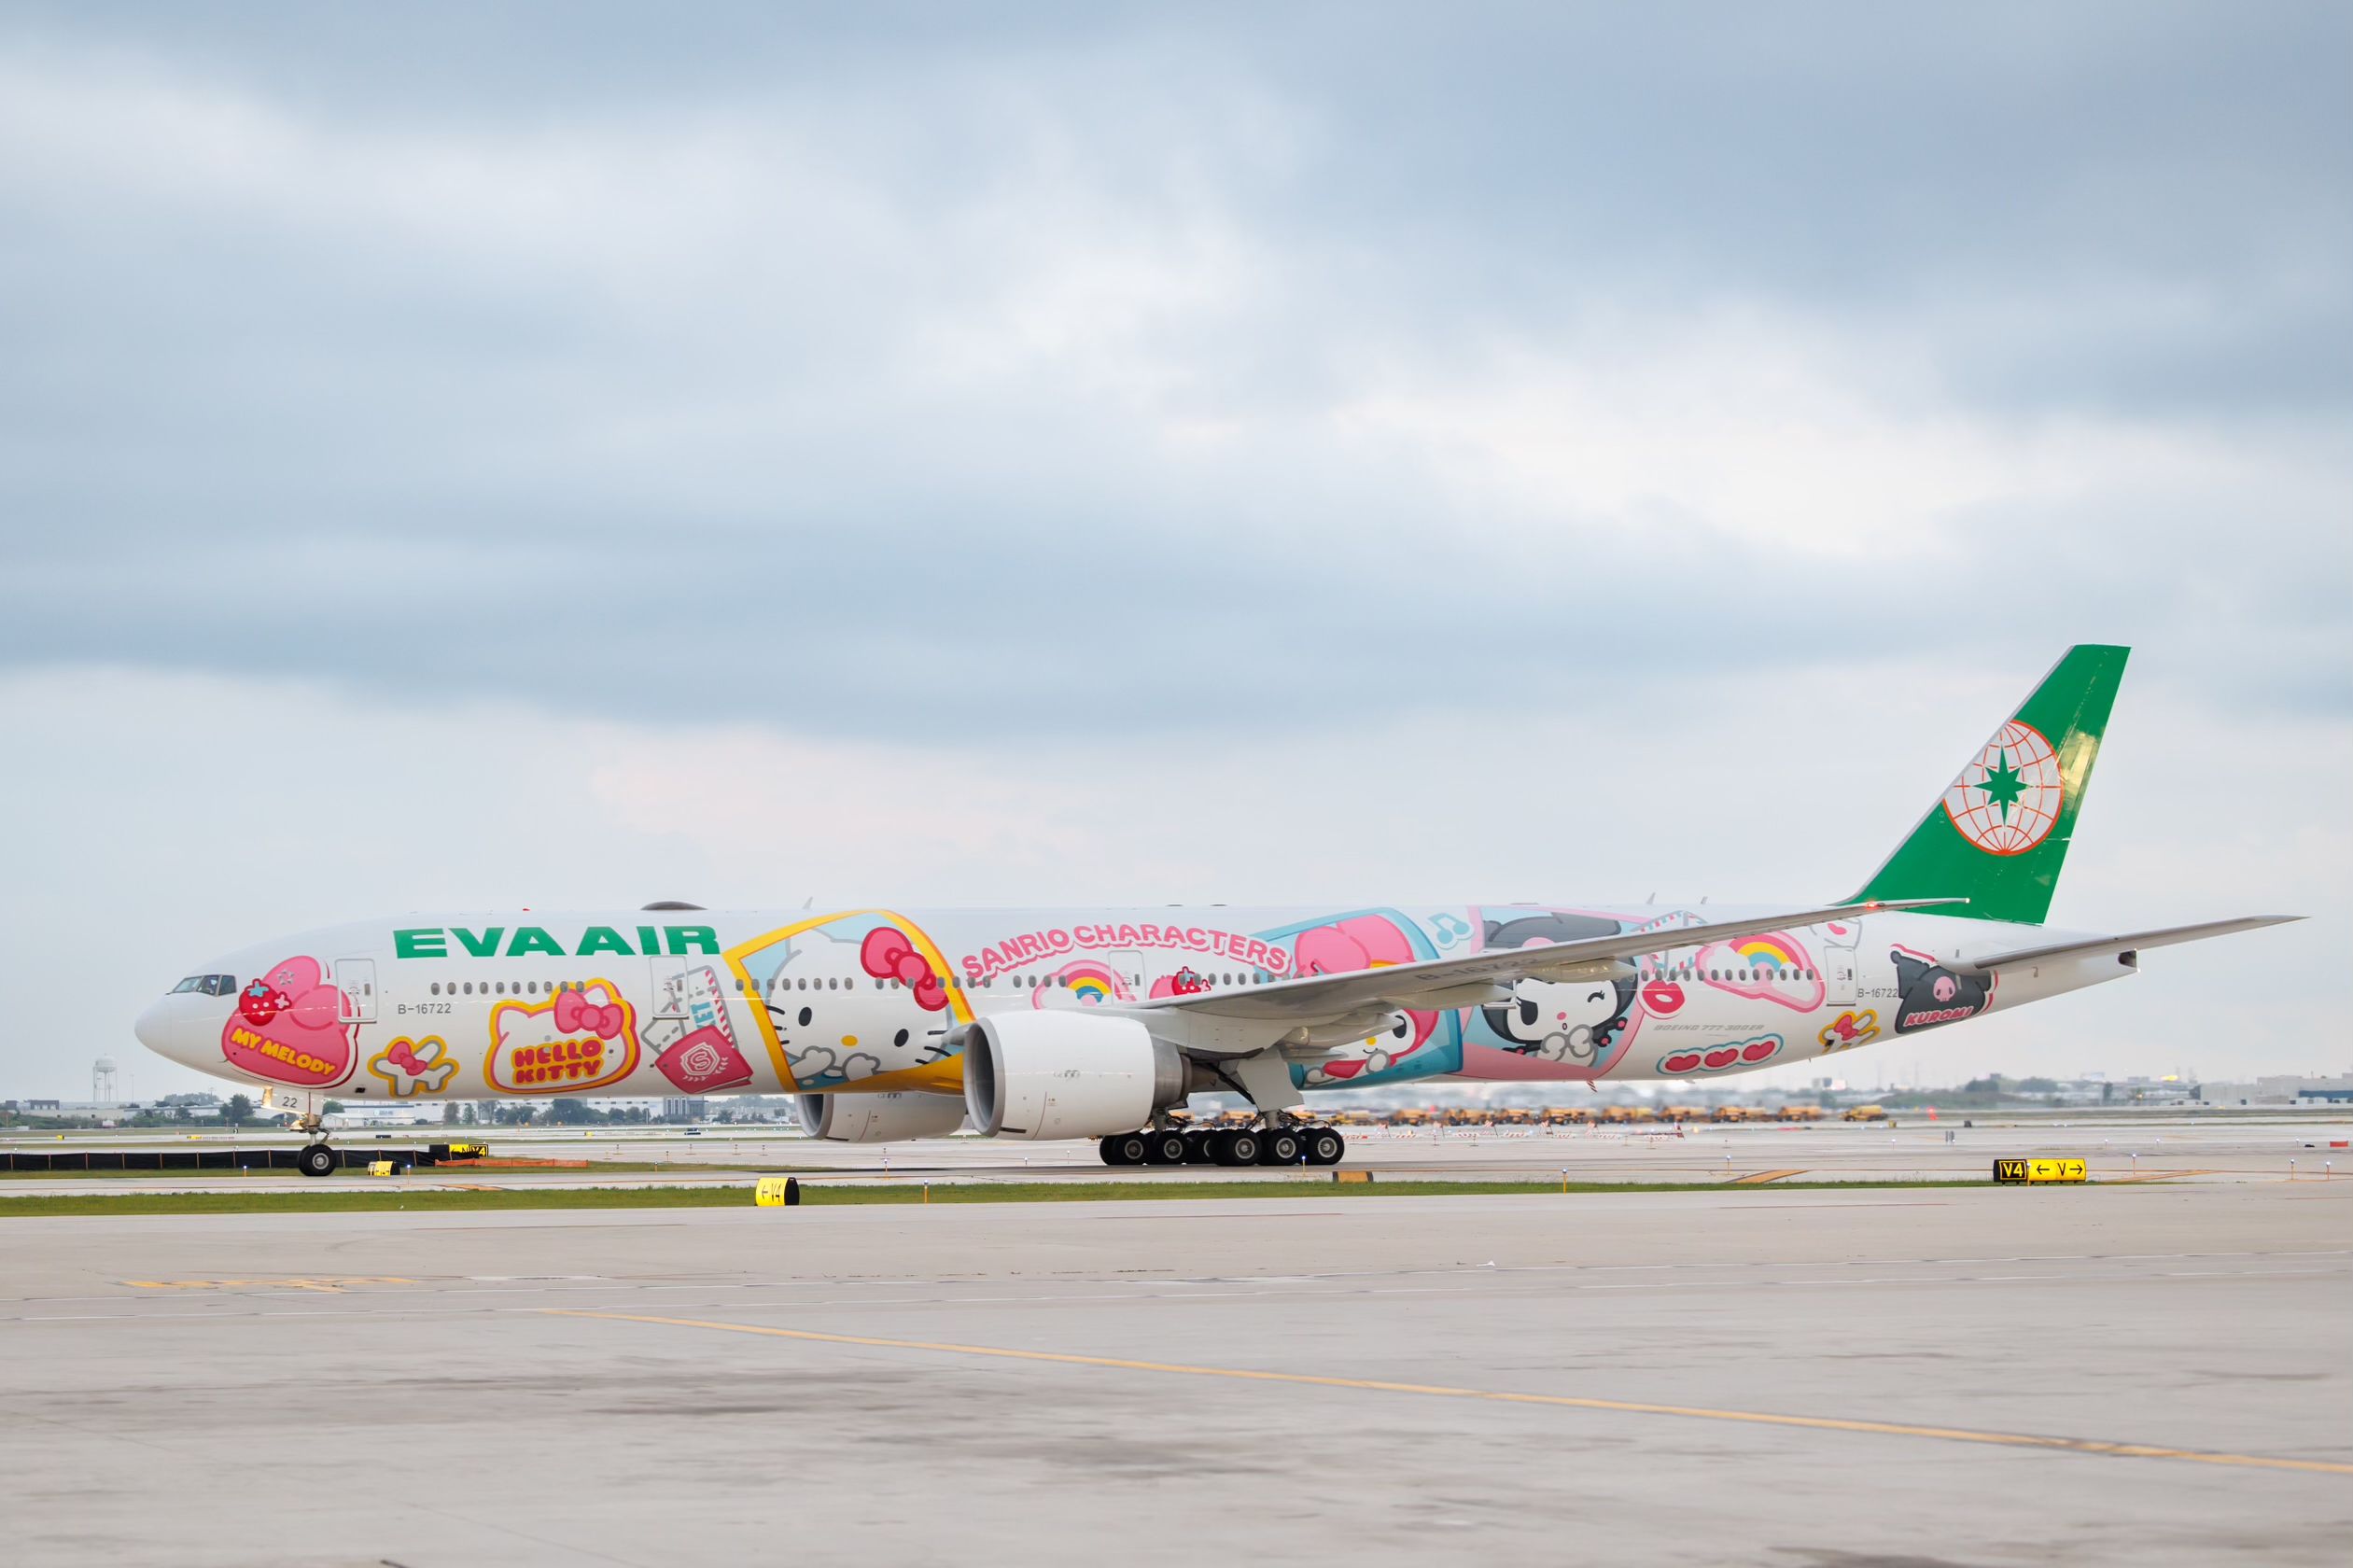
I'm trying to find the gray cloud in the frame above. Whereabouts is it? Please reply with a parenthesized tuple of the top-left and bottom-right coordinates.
(0, 1, 2347, 744)
(1, 5, 2346, 1097)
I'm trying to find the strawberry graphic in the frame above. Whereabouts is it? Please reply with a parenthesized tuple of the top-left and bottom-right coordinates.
(238, 980, 289, 1027)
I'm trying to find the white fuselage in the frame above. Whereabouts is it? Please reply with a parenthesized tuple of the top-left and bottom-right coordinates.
(133, 903, 2130, 1108)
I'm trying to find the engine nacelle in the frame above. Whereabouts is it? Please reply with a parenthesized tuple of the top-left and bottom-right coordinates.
(962, 1010, 1186, 1141)
(793, 1090, 968, 1143)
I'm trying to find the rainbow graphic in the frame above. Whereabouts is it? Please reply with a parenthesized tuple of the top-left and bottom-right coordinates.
(1733, 934, 1806, 973)
(1691, 931, 1826, 1013)
(1041, 959, 1133, 1008)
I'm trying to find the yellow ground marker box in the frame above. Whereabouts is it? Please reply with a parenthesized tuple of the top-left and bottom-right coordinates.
(1994, 1158, 2087, 1184)
(755, 1176, 803, 1207)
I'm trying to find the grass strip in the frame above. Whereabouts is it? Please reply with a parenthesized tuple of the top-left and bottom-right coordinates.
(0, 1160, 824, 1180)
(1, 1176, 2006, 1217)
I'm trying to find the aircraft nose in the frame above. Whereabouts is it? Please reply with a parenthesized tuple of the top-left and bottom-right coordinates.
(134, 988, 222, 1069)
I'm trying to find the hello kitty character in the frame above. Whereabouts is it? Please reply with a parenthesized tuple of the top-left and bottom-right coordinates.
(747, 916, 960, 1090)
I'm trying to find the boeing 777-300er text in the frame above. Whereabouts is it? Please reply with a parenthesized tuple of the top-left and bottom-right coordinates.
(136, 646, 2298, 1175)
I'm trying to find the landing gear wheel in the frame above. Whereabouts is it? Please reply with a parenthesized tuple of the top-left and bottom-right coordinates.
(1212, 1129, 1262, 1167)
(1101, 1134, 1147, 1167)
(1262, 1129, 1304, 1165)
(297, 1143, 338, 1179)
(1144, 1131, 1189, 1166)
(1182, 1134, 1216, 1166)
(1306, 1128, 1345, 1166)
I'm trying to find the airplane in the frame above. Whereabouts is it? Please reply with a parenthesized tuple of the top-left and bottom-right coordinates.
(134, 645, 2298, 1177)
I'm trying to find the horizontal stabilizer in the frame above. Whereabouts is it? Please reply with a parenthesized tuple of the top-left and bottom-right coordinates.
(1965, 915, 2303, 972)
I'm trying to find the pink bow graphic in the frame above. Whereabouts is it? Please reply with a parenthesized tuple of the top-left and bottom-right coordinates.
(553, 989, 624, 1039)
(861, 926, 947, 1012)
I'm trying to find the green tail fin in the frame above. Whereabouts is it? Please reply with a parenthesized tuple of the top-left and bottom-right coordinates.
(1851, 644, 2129, 925)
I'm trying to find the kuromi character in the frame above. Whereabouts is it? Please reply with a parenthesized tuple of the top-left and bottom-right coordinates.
(1889, 946, 1994, 1034)
(1479, 913, 1638, 1065)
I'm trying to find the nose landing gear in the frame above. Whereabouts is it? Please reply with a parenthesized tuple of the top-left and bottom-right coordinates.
(264, 1088, 343, 1178)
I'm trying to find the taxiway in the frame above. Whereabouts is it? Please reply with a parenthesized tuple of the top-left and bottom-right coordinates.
(2, 1179, 2345, 1565)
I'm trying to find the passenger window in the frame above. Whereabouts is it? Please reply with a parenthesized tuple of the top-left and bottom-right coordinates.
(431, 983, 441, 997)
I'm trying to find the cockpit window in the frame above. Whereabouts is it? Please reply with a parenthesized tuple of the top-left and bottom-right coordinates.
(172, 974, 237, 996)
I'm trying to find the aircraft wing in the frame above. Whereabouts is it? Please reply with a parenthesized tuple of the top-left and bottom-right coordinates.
(1137, 897, 1964, 1024)
(1963, 915, 2303, 972)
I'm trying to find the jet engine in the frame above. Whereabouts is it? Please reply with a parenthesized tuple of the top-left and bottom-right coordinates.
(793, 1090, 969, 1142)
(961, 1011, 1191, 1140)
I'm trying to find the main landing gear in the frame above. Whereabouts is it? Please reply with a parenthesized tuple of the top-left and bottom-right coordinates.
(1098, 1126, 1346, 1169)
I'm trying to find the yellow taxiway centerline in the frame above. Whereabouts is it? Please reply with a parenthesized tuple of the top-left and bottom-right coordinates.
(543, 1309, 2352, 1477)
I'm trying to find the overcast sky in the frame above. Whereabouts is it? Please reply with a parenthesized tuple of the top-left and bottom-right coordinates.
(2, 3, 2346, 1098)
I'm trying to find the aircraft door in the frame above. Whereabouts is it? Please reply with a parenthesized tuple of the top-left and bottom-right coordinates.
(333, 958, 378, 1025)
(1819, 920, 1860, 1009)
(651, 950, 695, 1021)
(1102, 950, 1148, 1001)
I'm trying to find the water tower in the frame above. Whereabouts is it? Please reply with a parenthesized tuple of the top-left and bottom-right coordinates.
(92, 1056, 118, 1103)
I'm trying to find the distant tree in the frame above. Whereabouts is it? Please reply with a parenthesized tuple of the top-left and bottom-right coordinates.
(222, 1093, 253, 1127)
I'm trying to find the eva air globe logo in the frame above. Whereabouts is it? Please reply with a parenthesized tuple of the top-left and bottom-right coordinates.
(1942, 721, 2064, 855)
